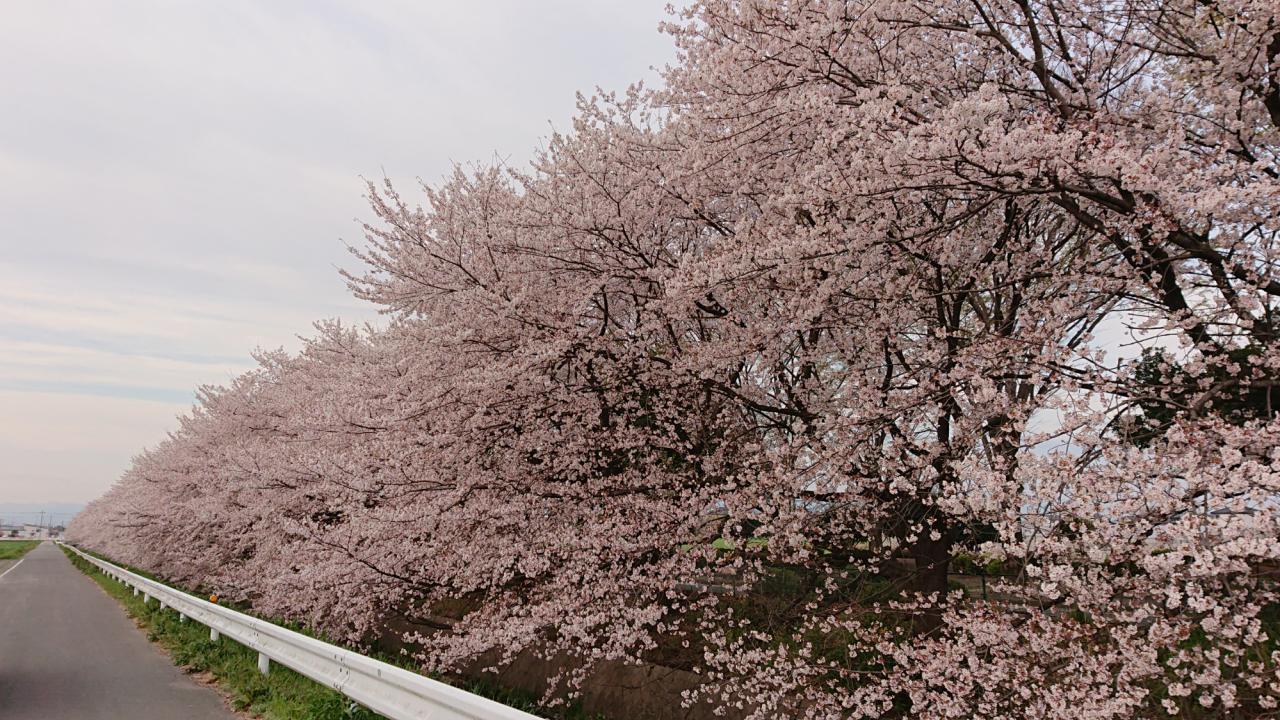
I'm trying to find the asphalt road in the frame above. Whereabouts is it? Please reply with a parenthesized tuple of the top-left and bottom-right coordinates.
(0, 542, 237, 719)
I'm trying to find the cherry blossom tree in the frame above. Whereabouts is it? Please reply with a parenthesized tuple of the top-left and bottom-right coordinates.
(71, 1, 1280, 717)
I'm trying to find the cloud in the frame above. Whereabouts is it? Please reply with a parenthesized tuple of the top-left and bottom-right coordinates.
(0, 0, 676, 503)
(0, 390, 190, 504)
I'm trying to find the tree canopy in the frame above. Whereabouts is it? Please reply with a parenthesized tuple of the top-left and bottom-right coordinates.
(71, 1, 1280, 717)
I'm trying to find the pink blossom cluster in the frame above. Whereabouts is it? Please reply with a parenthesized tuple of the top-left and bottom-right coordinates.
(70, 1, 1280, 717)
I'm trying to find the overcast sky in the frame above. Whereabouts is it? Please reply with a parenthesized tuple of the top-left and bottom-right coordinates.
(0, 0, 675, 505)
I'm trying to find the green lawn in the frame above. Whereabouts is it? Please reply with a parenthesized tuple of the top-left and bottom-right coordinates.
(0, 540, 40, 560)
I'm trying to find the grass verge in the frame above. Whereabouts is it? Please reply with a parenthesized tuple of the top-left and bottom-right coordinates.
(0, 540, 40, 560)
(61, 544, 386, 720)
(59, 545, 595, 719)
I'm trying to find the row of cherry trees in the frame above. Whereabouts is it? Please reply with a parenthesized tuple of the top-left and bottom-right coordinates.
(70, 1, 1280, 717)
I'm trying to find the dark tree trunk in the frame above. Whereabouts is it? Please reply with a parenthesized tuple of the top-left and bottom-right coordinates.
(910, 520, 952, 635)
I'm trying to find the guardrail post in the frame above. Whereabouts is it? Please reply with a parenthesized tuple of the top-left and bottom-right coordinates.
(257, 652, 270, 675)
(142, 593, 150, 604)
(179, 613, 187, 623)
(210, 628, 220, 642)
(133, 587, 139, 596)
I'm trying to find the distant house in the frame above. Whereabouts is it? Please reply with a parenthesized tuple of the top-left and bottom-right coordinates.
(18, 523, 49, 539)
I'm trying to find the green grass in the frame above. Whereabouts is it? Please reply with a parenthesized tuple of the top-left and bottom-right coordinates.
(0, 540, 40, 560)
(61, 545, 386, 719)
(60, 546, 605, 720)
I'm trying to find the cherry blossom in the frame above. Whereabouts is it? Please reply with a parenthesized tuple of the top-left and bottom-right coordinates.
(71, 2, 1280, 716)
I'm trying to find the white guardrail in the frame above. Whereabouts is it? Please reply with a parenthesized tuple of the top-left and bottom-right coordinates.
(58, 542, 540, 720)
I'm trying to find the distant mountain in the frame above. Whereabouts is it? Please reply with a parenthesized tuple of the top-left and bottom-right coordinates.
(0, 502, 85, 527)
